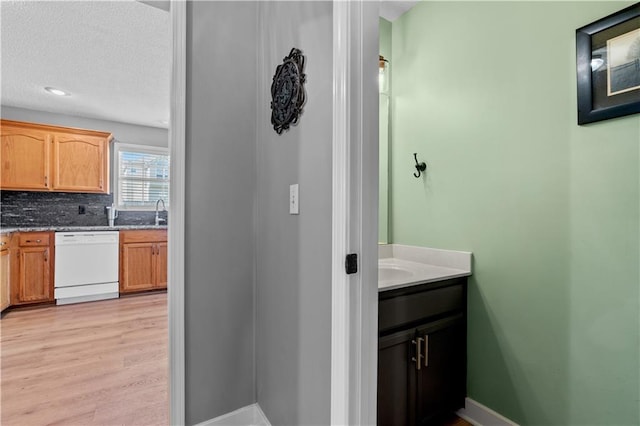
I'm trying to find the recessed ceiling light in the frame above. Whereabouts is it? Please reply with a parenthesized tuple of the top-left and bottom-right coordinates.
(44, 87, 71, 96)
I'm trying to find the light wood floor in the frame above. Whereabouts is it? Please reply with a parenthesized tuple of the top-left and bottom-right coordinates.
(442, 414, 473, 426)
(1, 293, 168, 426)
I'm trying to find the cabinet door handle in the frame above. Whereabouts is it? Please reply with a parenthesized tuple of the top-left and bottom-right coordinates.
(412, 337, 425, 370)
(44, 249, 48, 262)
(424, 335, 429, 367)
(44, 176, 48, 186)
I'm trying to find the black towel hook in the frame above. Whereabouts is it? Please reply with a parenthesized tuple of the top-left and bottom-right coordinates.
(413, 153, 427, 178)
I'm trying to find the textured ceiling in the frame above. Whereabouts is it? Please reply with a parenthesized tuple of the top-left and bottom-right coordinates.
(1, 0, 170, 129)
(380, 0, 419, 22)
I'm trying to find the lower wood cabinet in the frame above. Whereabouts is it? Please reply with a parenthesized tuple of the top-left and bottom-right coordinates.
(378, 278, 467, 425)
(0, 234, 11, 312)
(120, 230, 167, 294)
(12, 232, 54, 305)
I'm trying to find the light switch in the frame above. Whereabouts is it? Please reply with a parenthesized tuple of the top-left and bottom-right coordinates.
(289, 184, 299, 215)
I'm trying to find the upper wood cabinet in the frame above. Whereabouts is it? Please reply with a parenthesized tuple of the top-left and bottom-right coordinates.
(53, 133, 107, 192)
(0, 119, 112, 193)
(0, 125, 51, 190)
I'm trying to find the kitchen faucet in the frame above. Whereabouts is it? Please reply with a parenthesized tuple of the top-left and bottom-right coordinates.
(155, 199, 166, 226)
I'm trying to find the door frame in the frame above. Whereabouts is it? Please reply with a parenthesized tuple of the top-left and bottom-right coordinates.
(168, 1, 378, 425)
(169, 1, 186, 425)
(331, 1, 378, 425)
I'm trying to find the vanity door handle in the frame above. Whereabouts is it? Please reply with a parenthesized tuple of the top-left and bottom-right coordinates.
(412, 337, 425, 370)
(423, 335, 429, 367)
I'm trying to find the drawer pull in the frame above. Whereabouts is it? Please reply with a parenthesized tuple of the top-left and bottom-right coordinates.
(26, 239, 42, 243)
(0, 242, 5, 246)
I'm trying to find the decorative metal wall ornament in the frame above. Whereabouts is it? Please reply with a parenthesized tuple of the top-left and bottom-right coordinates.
(271, 48, 306, 134)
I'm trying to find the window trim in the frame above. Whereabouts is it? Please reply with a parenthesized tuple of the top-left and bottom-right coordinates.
(112, 142, 170, 211)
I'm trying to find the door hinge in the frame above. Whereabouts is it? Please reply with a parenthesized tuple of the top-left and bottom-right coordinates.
(345, 253, 358, 275)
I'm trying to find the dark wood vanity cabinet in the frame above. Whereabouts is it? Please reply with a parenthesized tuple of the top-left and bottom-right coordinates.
(378, 278, 467, 425)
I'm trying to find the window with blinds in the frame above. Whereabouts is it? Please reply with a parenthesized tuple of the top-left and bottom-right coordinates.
(114, 144, 170, 210)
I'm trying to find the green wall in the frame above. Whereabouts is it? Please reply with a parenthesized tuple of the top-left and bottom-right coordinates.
(389, 2, 640, 424)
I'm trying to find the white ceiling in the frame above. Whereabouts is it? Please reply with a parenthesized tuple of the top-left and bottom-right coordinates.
(1, 1, 414, 130)
(1, 0, 170, 129)
(380, 0, 420, 22)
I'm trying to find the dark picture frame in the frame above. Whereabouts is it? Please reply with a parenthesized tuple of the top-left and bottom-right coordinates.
(576, 3, 640, 125)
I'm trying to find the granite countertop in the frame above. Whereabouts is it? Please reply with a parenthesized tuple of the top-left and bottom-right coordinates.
(1, 225, 168, 233)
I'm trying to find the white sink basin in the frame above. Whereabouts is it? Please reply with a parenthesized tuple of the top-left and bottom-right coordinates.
(378, 265, 414, 282)
(378, 256, 471, 291)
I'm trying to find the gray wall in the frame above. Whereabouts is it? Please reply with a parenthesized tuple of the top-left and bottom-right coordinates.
(185, 2, 257, 424)
(255, 2, 333, 425)
(1, 105, 168, 147)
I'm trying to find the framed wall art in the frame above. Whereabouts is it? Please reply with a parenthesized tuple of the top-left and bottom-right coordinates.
(576, 3, 640, 125)
(270, 48, 306, 134)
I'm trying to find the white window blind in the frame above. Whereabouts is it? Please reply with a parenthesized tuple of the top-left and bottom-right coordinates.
(115, 145, 170, 210)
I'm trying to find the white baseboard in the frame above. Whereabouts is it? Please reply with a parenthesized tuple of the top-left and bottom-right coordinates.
(194, 403, 271, 426)
(457, 397, 519, 426)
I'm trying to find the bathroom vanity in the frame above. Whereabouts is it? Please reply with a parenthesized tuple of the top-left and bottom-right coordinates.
(377, 245, 471, 425)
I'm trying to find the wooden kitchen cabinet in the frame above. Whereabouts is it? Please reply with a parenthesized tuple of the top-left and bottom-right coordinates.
(378, 278, 467, 425)
(0, 119, 112, 193)
(12, 232, 54, 305)
(0, 234, 11, 312)
(0, 124, 51, 190)
(120, 230, 167, 293)
(52, 133, 108, 192)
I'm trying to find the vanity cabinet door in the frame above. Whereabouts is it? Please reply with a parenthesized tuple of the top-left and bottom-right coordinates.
(415, 315, 466, 424)
(377, 328, 416, 426)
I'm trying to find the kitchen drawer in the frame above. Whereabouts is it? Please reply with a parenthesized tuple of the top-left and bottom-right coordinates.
(120, 230, 167, 244)
(18, 233, 51, 247)
(379, 280, 464, 334)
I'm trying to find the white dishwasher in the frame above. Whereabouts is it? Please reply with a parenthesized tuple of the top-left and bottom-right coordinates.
(54, 231, 119, 305)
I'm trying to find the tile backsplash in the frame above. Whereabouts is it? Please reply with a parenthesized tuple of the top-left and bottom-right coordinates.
(0, 191, 168, 227)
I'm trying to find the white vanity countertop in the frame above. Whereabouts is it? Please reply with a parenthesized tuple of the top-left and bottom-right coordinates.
(378, 244, 472, 292)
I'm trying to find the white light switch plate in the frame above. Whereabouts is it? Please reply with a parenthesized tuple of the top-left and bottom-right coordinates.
(289, 184, 299, 215)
